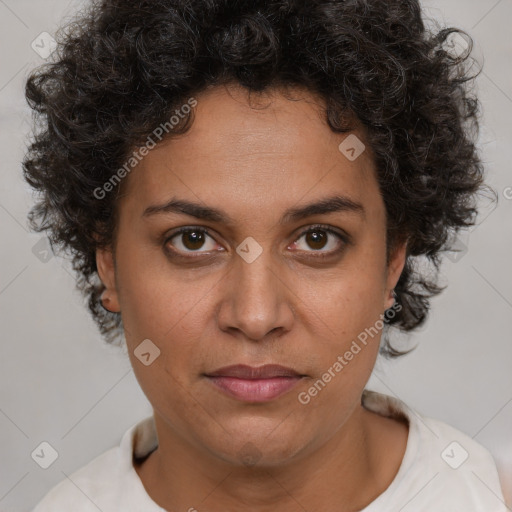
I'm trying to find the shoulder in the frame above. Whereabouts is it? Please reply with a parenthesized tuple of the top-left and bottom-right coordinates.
(362, 390, 508, 511)
(31, 416, 159, 512)
(411, 414, 507, 510)
(32, 446, 123, 512)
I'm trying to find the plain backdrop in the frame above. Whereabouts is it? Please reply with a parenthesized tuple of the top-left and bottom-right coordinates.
(0, 0, 511, 510)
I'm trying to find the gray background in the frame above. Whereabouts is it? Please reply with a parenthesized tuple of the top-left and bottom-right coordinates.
(0, 0, 511, 510)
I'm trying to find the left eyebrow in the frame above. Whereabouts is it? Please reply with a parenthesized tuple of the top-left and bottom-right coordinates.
(141, 194, 366, 224)
(281, 194, 366, 223)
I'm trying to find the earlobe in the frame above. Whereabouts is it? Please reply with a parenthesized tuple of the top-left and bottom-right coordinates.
(96, 247, 121, 313)
(385, 240, 408, 310)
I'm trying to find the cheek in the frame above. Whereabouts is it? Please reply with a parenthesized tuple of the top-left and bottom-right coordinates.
(297, 280, 383, 415)
(296, 249, 387, 374)
(114, 239, 196, 334)
(116, 251, 218, 376)
(120, 276, 207, 354)
(302, 252, 385, 328)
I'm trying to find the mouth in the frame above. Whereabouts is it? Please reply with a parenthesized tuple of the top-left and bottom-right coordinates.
(204, 364, 306, 403)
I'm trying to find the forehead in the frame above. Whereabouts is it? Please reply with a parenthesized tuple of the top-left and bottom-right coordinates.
(118, 83, 379, 216)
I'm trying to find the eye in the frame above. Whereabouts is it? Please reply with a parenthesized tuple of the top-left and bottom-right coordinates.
(164, 224, 349, 260)
(165, 227, 221, 254)
(290, 225, 347, 255)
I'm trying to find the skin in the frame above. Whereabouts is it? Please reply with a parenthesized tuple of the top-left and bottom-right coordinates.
(96, 82, 409, 512)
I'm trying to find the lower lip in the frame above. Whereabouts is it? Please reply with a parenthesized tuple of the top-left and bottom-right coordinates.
(206, 376, 303, 402)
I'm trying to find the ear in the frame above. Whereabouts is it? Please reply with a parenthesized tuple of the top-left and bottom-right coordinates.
(384, 239, 408, 310)
(96, 246, 121, 313)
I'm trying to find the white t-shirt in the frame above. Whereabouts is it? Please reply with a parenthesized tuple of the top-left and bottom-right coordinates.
(32, 390, 509, 511)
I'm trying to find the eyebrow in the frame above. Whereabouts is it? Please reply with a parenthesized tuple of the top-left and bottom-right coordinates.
(142, 194, 365, 224)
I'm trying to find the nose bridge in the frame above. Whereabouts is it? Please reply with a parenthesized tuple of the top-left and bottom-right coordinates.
(218, 240, 293, 340)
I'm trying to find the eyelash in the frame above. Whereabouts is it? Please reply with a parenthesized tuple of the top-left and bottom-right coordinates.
(164, 224, 350, 260)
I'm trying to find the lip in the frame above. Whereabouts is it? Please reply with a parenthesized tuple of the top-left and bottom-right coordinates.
(204, 364, 305, 403)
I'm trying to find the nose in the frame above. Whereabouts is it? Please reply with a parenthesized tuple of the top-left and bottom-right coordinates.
(216, 246, 295, 342)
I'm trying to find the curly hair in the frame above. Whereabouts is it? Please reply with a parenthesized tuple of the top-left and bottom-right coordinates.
(22, 0, 492, 356)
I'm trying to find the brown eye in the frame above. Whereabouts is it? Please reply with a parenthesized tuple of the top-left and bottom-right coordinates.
(304, 230, 328, 250)
(291, 225, 347, 255)
(166, 228, 219, 254)
(181, 230, 206, 251)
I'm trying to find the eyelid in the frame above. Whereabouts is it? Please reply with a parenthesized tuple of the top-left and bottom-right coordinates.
(293, 223, 351, 242)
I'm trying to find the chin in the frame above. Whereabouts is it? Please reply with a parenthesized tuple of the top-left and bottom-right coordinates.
(206, 424, 309, 468)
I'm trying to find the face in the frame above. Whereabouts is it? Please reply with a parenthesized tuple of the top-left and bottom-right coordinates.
(97, 83, 406, 467)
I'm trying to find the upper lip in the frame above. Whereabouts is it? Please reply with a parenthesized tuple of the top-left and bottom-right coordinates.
(205, 364, 303, 379)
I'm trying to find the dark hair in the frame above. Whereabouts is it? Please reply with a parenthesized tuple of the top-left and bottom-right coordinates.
(22, 0, 492, 356)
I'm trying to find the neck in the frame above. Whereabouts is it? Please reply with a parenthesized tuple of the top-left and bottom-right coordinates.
(134, 404, 405, 512)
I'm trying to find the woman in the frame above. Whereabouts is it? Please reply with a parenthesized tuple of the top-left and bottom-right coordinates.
(24, 0, 507, 510)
